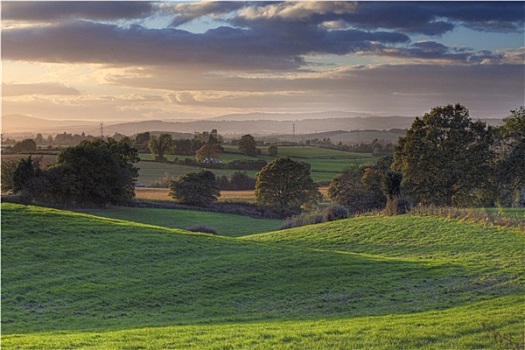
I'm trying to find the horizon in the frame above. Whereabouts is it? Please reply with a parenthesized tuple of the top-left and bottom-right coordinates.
(2, 1, 524, 128)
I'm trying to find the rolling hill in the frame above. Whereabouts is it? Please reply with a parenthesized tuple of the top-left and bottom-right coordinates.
(2, 203, 523, 349)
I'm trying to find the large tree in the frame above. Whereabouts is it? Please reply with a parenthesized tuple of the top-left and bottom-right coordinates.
(328, 167, 386, 213)
(393, 104, 495, 207)
(169, 170, 220, 206)
(12, 139, 139, 207)
(54, 139, 139, 206)
(12, 138, 37, 153)
(255, 157, 321, 215)
(238, 134, 259, 157)
(495, 107, 525, 206)
(196, 134, 222, 162)
(148, 134, 173, 162)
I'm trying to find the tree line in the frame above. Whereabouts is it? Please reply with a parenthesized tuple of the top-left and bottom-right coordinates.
(4, 104, 524, 215)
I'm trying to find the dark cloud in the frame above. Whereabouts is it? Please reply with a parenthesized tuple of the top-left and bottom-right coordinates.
(431, 2, 525, 32)
(229, 2, 524, 36)
(1, 1, 155, 22)
(2, 20, 408, 69)
(3, 82, 81, 96)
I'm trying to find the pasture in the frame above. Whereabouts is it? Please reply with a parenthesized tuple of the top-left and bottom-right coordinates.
(79, 207, 282, 237)
(2, 203, 523, 349)
(1, 145, 377, 187)
(137, 146, 377, 185)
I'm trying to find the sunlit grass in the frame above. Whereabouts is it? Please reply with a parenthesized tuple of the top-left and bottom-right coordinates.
(79, 206, 282, 237)
(3, 203, 523, 349)
(3, 296, 523, 349)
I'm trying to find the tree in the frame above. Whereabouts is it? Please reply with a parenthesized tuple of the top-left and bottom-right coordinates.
(381, 170, 403, 215)
(495, 107, 525, 207)
(1, 159, 22, 193)
(173, 139, 196, 155)
(238, 134, 259, 157)
(328, 168, 385, 213)
(255, 157, 321, 216)
(35, 133, 44, 145)
(196, 134, 222, 162)
(267, 145, 278, 157)
(148, 134, 173, 162)
(12, 156, 39, 195)
(12, 139, 139, 207)
(134, 132, 150, 152)
(169, 170, 220, 206)
(393, 104, 495, 207)
(12, 139, 37, 153)
(51, 139, 139, 206)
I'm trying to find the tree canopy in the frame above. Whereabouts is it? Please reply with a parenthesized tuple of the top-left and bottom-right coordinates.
(238, 134, 259, 157)
(148, 134, 173, 162)
(255, 157, 321, 216)
(393, 104, 494, 207)
(495, 107, 525, 206)
(12, 139, 37, 153)
(169, 170, 220, 206)
(196, 134, 222, 162)
(12, 139, 139, 207)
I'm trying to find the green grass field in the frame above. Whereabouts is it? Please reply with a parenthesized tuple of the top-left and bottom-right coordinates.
(79, 207, 282, 237)
(137, 146, 377, 185)
(3, 203, 523, 349)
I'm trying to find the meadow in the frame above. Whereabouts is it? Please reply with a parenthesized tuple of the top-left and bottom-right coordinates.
(2, 203, 523, 349)
(137, 145, 377, 185)
(79, 207, 282, 237)
(1, 145, 376, 186)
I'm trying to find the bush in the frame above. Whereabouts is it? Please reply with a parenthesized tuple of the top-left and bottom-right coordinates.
(323, 205, 349, 222)
(280, 210, 324, 229)
(186, 225, 218, 235)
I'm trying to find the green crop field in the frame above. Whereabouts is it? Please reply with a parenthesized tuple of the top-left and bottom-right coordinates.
(3, 203, 523, 349)
(137, 146, 377, 185)
(136, 161, 260, 186)
(79, 207, 282, 237)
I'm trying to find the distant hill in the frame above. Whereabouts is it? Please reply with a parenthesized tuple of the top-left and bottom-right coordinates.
(208, 111, 375, 121)
(2, 114, 99, 135)
(2, 113, 506, 138)
(103, 116, 417, 136)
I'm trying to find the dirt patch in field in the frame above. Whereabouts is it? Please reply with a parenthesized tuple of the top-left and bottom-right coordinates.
(135, 187, 329, 202)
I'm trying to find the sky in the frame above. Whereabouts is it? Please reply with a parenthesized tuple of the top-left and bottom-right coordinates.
(2, 1, 524, 124)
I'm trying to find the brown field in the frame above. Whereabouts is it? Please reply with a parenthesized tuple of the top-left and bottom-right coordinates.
(135, 187, 329, 203)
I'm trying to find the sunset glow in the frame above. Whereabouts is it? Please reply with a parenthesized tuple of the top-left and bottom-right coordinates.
(2, 1, 524, 125)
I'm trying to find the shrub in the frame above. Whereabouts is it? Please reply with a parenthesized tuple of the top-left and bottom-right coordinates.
(323, 205, 349, 222)
(280, 210, 324, 229)
(186, 225, 218, 235)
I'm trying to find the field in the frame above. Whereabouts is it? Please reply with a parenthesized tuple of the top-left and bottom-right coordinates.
(137, 146, 377, 185)
(79, 207, 282, 237)
(134, 187, 330, 203)
(3, 203, 524, 349)
(1, 146, 376, 186)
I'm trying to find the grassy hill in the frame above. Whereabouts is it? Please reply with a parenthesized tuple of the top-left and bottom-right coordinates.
(2, 203, 523, 349)
(79, 207, 282, 237)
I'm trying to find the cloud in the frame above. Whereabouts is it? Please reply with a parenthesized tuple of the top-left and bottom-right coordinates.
(164, 2, 247, 27)
(3, 82, 81, 96)
(99, 61, 524, 117)
(2, 20, 408, 69)
(232, 2, 524, 35)
(1, 1, 155, 22)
